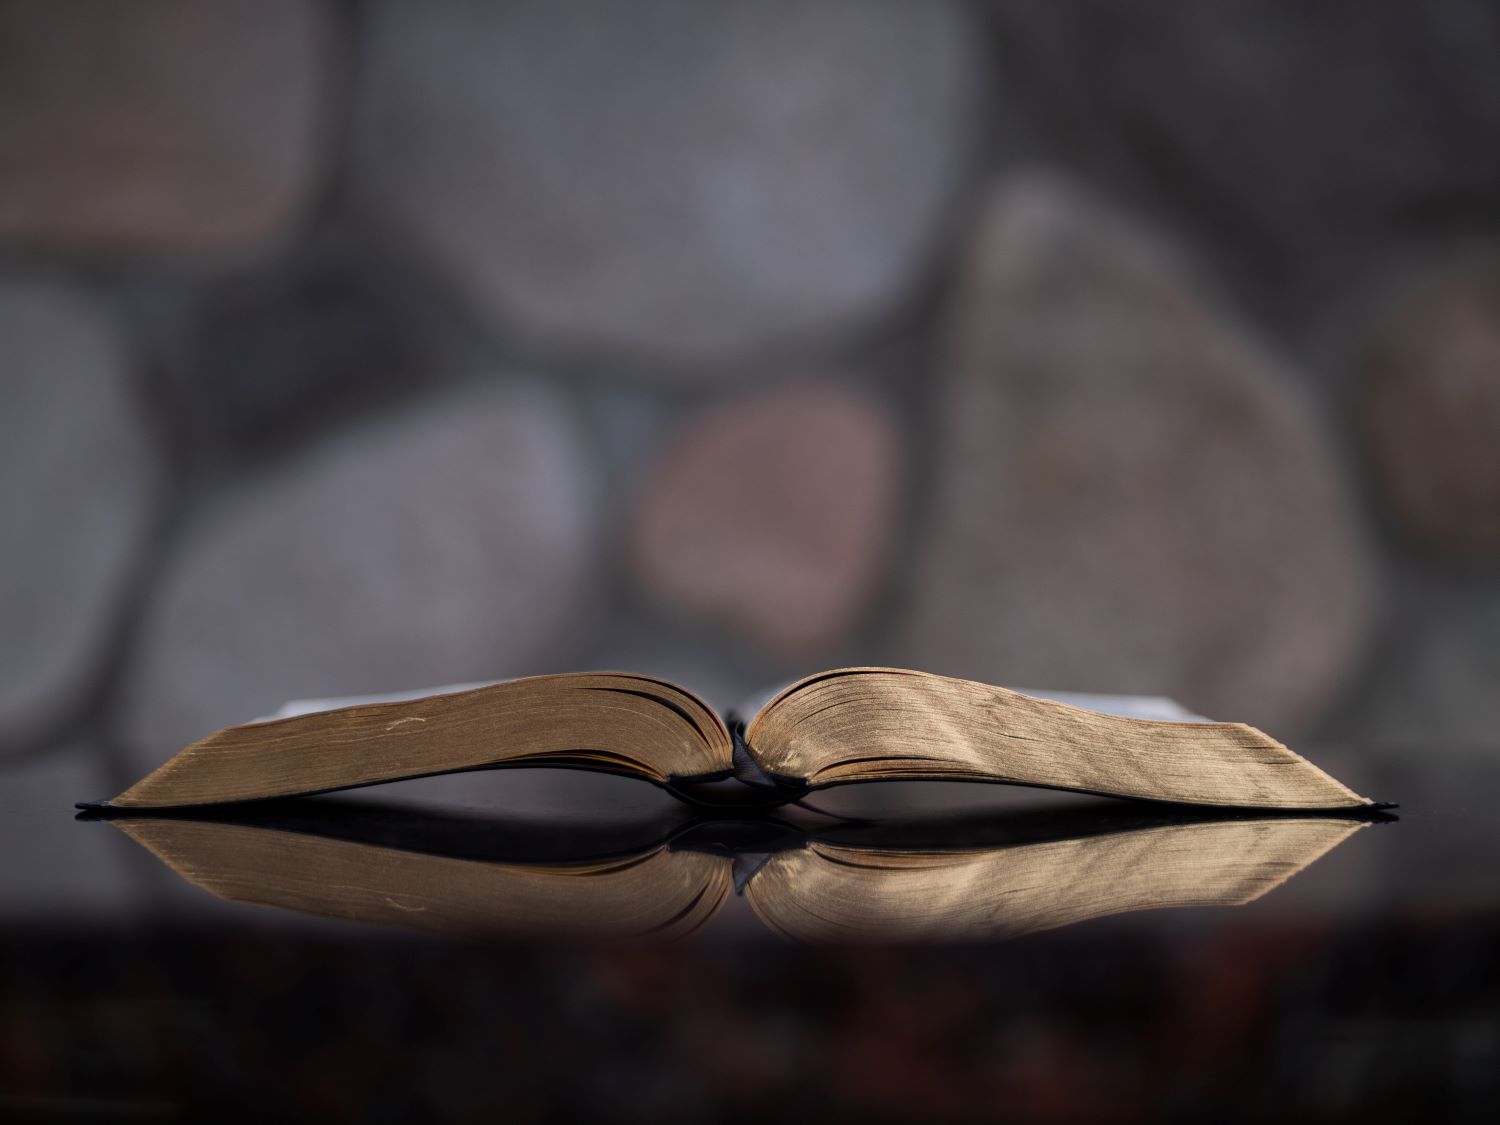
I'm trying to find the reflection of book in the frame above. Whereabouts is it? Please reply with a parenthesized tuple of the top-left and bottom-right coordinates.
(94, 800, 1379, 942)
(747, 820, 1361, 942)
(96, 668, 1375, 811)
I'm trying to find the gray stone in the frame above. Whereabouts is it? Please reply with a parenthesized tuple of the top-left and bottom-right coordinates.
(1357, 262, 1500, 562)
(0, 0, 328, 256)
(891, 174, 1373, 734)
(0, 279, 161, 749)
(629, 383, 903, 656)
(986, 0, 1500, 323)
(351, 0, 981, 369)
(1331, 596, 1500, 752)
(0, 745, 144, 917)
(119, 383, 599, 760)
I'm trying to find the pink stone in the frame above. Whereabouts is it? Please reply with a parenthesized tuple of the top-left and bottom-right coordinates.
(630, 384, 903, 655)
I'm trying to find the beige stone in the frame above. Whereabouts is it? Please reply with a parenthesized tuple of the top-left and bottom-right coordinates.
(1358, 262, 1500, 562)
(892, 173, 1372, 733)
(0, 0, 328, 256)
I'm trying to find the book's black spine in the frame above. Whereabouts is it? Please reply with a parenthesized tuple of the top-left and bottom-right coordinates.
(659, 718, 810, 809)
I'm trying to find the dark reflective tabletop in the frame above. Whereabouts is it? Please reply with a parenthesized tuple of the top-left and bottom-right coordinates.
(3, 745, 1497, 1120)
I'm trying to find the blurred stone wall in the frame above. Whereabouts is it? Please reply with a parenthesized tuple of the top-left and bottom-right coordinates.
(3, 0, 1499, 791)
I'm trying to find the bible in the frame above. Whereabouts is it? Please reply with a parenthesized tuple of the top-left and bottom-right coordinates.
(91, 667, 1377, 811)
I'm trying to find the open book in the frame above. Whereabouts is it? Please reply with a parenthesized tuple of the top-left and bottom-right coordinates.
(88, 799, 1381, 942)
(94, 668, 1377, 811)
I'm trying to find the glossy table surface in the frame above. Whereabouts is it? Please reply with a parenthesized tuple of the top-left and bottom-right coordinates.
(2, 743, 1496, 1120)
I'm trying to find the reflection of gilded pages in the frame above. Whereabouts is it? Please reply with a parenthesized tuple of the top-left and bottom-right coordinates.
(104, 803, 1372, 942)
(747, 822, 1358, 942)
